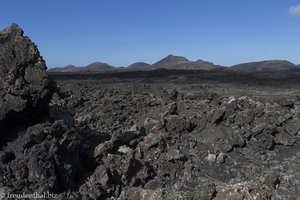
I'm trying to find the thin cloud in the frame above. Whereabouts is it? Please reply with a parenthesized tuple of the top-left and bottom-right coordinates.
(289, 5, 300, 16)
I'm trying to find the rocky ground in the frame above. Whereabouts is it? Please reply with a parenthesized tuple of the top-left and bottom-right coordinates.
(0, 24, 300, 200)
(47, 78, 300, 200)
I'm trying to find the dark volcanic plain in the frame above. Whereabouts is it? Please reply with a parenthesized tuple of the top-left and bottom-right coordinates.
(50, 70, 300, 200)
(1, 24, 300, 200)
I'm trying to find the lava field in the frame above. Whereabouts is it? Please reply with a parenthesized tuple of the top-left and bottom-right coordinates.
(0, 24, 299, 200)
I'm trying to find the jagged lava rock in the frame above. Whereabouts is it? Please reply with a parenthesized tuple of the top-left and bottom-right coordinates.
(0, 24, 53, 131)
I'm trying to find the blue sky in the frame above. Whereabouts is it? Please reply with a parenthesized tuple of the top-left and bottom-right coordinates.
(1, 0, 300, 68)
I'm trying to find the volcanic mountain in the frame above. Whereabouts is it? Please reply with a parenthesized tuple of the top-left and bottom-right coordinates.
(128, 55, 222, 70)
(152, 55, 190, 69)
(230, 60, 299, 72)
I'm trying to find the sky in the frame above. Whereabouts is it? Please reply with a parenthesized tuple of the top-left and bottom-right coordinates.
(1, 0, 300, 68)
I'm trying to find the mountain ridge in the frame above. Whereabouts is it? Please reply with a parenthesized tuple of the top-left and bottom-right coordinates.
(48, 56, 300, 73)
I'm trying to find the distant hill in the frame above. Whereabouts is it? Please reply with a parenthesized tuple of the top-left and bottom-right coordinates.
(48, 62, 116, 72)
(171, 59, 223, 70)
(84, 62, 115, 72)
(48, 64, 78, 72)
(230, 60, 299, 72)
(151, 55, 222, 70)
(127, 62, 151, 70)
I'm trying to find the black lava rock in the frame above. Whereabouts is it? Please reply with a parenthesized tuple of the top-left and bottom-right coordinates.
(0, 24, 54, 134)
